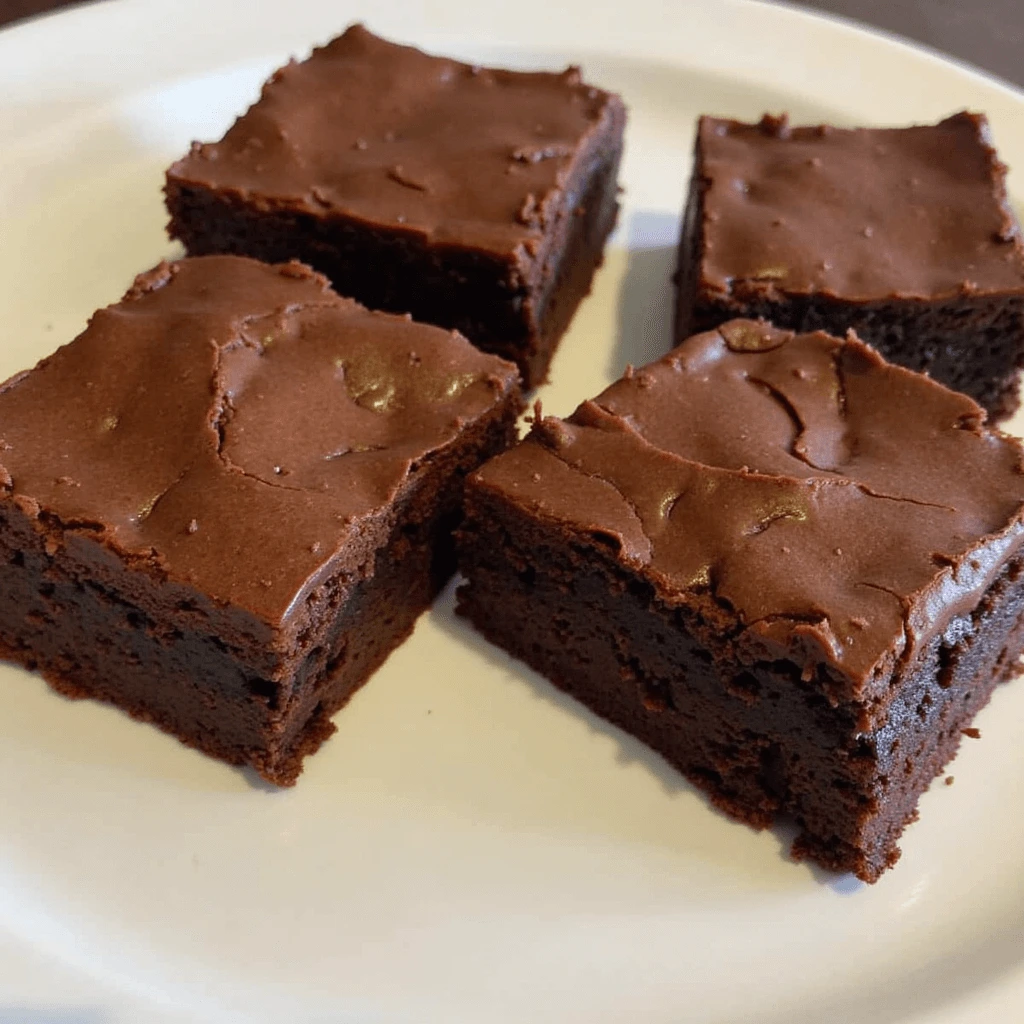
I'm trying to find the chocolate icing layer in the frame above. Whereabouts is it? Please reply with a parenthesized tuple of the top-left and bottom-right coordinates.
(474, 321, 1024, 693)
(167, 24, 622, 256)
(697, 112, 1024, 302)
(0, 256, 519, 625)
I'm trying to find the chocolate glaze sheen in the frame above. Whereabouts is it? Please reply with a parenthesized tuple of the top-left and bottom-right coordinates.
(476, 320, 1024, 695)
(699, 112, 1024, 301)
(0, 256, 519, 626)
(168, 24, 620, 255)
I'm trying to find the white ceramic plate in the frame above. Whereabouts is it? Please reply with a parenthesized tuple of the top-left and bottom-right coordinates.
(1, 1, 1023, 1021)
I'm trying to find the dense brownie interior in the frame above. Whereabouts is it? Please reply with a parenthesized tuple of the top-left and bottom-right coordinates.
(0, 256, 521, 784)
(676, 112, 1024, 419)
(166, 24, 627, 388)
(457, 319, 1024, 880)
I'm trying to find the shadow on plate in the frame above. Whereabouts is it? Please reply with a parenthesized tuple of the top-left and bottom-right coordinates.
(0, 662, 257, 794)
(610, 209, 680, 379)
(433, 577, 864, 894)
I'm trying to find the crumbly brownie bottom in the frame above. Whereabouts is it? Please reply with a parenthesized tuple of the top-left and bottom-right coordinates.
(0, 404, 517, 786)
(165, 139, 622, 390)
(456, 491, 1024, 882)
(0, 510, 435, 785)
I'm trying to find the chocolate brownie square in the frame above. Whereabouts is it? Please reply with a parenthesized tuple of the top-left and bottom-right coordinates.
(165, 24, 627, 389)
(0, 255, 520, 785)
(676, 112, 1024, 420)
(456, 319, 1024, 881)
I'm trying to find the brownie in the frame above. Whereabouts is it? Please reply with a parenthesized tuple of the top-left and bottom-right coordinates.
(164, 24, 627, 389)
(456, 319, 1024, 881)
(0, 255, 520, 785)
(676, 112, 1024, 420)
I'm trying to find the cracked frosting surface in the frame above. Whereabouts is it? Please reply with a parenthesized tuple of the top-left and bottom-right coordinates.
(0, 256, 518, 624)
(167, 24, 623, 255)
(473, 320, 1024, 693)
(697, 112, 1024, 302)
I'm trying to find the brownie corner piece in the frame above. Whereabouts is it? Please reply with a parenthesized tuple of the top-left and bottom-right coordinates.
(676, 111, 1024, 420)
(164, 24, 627, 389)
(456, 318, 1024, 881)
(0, 254, 521, 785)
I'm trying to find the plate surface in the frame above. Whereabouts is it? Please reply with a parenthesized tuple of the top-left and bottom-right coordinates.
(1, 1, 1023, 1022)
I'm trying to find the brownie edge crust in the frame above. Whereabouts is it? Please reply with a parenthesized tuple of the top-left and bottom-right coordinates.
(0, 256, 521, 784)
(456, 319, 1024, 881)
(165, 24, 627, 389)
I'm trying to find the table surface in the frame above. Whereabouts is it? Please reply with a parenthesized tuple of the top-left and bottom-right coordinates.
(0, 0, 1022, 90)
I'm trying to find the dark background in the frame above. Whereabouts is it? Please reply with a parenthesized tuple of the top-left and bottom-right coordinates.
(0, 0, 1021, 90)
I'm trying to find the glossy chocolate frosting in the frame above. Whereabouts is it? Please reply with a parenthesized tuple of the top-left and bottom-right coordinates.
(473, 320, 1024, 695)
(697, 112, 1024, 302)
(0, 256, 518, 624)
(167, 24, 623, 255)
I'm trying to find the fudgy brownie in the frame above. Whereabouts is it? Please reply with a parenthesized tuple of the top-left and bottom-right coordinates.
(0, 255, 520, 785)
(165, 24, 626, 389)
(676, 112, 1024, 420)
(456, 319, 1024, 881)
